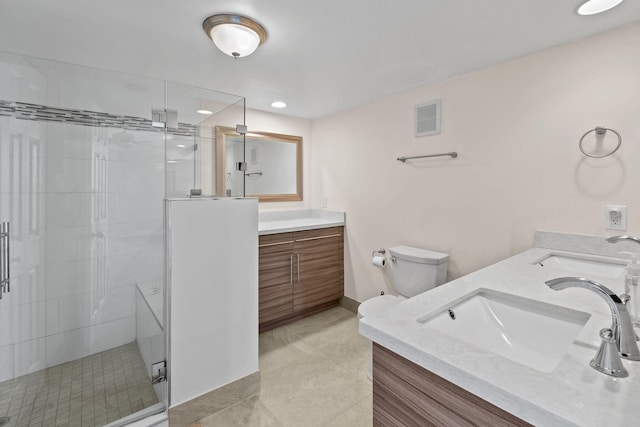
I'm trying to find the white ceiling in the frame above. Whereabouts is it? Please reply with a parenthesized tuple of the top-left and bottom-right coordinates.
(0, 0, 639, 119)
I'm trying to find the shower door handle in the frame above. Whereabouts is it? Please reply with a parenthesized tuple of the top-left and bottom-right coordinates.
(0, 223, 2, 298)
(0, 222, 9, 296)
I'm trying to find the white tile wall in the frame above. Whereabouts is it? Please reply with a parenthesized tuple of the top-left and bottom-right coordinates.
(44, 123, 93, 159)
(13, 337, 46, 377)
(44, 158, 92, 193)
(108, 132, 164, 162)
(109, 160, 165, 194)
(2, 265, 46, 307)
(0, 344, 13, 382)
(109, 251, 164, 289)
(0, 300, 48, 347)
(0, 54, 48, 105)
(44, 193, 92, 228)
(45, 259, 92, 299)
(107, 193, 164, 225)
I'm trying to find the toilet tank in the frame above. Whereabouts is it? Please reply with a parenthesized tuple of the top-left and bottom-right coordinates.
(389, 245, 449, 297)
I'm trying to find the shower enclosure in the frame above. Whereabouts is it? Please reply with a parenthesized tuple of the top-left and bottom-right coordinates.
(0, 52, 246, 426)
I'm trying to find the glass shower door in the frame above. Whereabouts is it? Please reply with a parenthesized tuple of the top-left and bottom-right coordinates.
(0, 52, 167, 426)
(165, 81, 246, 198)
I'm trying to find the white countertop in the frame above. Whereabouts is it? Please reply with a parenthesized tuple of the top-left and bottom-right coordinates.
(258, 209, 345, 235)
(360, 244, 640, 426)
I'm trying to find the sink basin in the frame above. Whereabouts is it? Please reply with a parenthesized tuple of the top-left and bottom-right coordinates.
(418, 289, 590, 372)
(533, 252, 626, 279)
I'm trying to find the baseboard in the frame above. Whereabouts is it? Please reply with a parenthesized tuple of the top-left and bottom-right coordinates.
(259, 300, 339, 333)
(168, 371, 260, 426)
(339, 296, 360, 314)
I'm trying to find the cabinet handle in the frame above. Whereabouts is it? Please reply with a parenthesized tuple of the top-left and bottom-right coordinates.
(297, 253, 300, 283)
(294, 234, 342, 243)
(290, 254, 293, 284)
(259, 240, 294, 248)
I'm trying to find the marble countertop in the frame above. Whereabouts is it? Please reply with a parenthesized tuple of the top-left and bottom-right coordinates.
(258, 209, 345, 235)
(360, 236, 640, 426)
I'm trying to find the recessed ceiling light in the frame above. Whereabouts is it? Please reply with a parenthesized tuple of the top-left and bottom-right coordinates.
(167, 160, 177, 163)
(177, 144, 187, 148)
(576, 0, 624, 15)
(271, 101, 287, 109)
(197, 109, 213, 115)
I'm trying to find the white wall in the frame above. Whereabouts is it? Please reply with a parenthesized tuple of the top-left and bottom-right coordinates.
(311, 22, 640, 303)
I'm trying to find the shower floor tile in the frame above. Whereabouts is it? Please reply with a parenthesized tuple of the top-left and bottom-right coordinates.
(0, 342, 157, 427)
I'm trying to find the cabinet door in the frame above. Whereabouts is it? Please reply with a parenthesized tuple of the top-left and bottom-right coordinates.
(259, 234, 294, 323)
(293, 227, 344, 312)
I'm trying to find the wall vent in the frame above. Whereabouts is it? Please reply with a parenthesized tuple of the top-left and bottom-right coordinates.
(414, 99, 441, 137)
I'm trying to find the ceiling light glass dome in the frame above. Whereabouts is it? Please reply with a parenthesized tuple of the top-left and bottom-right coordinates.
(576, 0, 624, 15)
(203, 14, 268, 58)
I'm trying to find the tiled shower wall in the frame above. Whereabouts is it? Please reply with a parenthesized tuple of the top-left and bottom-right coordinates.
(0, 115, 165, 381)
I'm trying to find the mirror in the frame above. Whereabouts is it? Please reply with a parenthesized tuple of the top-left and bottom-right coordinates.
(215, 126, 303, 202)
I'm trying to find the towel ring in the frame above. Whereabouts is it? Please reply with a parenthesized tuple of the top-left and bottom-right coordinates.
(579, 126, 621, 158)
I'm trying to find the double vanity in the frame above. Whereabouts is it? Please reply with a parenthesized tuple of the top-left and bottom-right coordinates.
(360, 231, 640, 426)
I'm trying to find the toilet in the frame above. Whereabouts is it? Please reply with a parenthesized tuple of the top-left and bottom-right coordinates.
(358, 245, 449, 380)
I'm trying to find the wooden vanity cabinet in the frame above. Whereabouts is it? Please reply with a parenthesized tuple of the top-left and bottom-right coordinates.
(372, 343, 531, 427)
(259, 226, 344, 332)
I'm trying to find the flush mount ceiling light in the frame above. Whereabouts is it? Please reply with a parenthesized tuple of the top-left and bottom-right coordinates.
(576, 0, 624, 15)
(202, 14, 268, 58)
(271, 101, 287, 109)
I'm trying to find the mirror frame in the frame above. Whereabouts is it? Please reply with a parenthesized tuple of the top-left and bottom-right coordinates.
(215, 126, 303, 202)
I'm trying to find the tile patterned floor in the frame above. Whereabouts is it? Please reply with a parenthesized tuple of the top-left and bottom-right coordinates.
(195, 306, 373, 427)
(0, 342, 157, 427)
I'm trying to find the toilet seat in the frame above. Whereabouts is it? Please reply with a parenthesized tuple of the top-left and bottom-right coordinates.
(358, 294, 403, 381)
(358, 294, 402, 319)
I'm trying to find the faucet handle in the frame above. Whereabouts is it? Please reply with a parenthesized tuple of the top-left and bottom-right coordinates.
(591, 328, 629, 378)
(621, 293, 631, 305)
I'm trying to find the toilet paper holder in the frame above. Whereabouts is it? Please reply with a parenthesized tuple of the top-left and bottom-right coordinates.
(371, 248, 388, 269)
(371, 248, 386, 257)
(371, 248, 396, 263)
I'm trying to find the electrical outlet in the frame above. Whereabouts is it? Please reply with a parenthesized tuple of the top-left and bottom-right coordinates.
(606, 205, 627, 231)
(321, 195, 328, 209)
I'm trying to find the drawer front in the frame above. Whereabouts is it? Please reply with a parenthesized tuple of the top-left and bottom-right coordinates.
(293, 226, 343, 242)
(259, 232, 293, 247)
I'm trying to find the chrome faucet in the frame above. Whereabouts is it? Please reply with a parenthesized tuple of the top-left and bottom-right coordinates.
(607, 235, 640, 246)
(546, 277, 640, 362)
